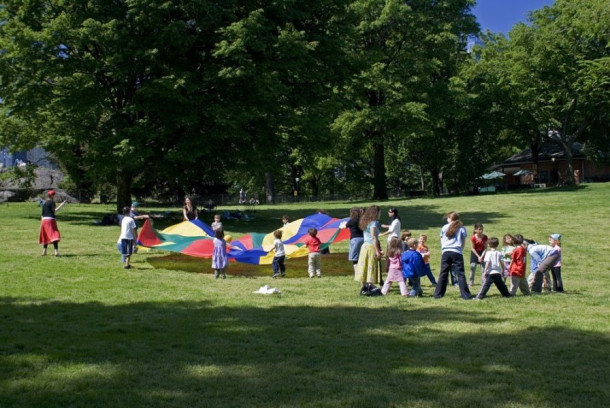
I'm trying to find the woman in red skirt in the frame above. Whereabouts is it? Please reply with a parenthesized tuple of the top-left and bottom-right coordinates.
(39, 190, 67, 256)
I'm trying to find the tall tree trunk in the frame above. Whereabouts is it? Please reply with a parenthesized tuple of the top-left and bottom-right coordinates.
(559, 139, 575, 183)
(430, 167, 442, 197)
(265, 171, 274, 204)
(116, 168, 132, 213)
(373, 137, 387, 199)
(530, 137, 541, 183)
(311, 175, 319, 198)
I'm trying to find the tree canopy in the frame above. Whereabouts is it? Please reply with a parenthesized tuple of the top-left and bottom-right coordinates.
(0, 0, 608, 205)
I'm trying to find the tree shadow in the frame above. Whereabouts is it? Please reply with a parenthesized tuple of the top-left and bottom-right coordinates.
(0, 297, 607, 407)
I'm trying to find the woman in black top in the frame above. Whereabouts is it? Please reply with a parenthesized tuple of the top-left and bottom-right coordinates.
(182, 196, 198, 221)
(39, 190, 66, 256)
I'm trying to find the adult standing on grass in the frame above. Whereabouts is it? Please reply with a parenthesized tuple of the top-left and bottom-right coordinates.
(39, 190, 66, 257)
(433, 211, 473, 300)
(355, 205, 383, 293)
(344, 207, 364, 274)
(380, 207, 402, 248)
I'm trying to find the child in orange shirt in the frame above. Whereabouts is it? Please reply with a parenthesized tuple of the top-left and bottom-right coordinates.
(417, 234, 437, 286)
(304, 227, 322, 278)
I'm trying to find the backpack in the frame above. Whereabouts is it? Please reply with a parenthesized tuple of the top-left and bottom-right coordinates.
(360, 282, 382, 296)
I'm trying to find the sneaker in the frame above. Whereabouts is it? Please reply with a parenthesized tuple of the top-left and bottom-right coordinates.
(280, 273, 286, 277)
(214, 270, 219, 279)
(309, 275, 315, 278)
(316, 274, 321, 278)
(222, 273, 226, 279)
(124, 265, 131, 269)
(272, 274, 280, 279)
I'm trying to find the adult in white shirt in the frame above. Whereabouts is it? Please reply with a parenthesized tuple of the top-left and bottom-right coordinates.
(380, 207, 402, 246)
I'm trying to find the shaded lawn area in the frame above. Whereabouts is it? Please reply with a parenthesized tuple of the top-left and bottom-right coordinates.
(1, 296, 607, 407)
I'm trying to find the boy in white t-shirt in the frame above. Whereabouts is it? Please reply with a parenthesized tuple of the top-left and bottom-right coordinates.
(475, 237, 511, 300)
(118, 206, 137, 269)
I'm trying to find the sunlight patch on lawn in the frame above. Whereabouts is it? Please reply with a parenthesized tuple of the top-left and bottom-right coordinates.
(185, 364, 259, 378)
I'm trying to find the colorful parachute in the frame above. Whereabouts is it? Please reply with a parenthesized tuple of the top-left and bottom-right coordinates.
(137, 213, 350, 265)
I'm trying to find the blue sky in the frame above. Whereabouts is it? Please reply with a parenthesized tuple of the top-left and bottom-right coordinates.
(473, 0, 555, 35)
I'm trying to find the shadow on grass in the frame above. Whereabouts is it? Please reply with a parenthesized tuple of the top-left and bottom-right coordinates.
(147, 253, 354, 277)
(0, 297, 607, 407)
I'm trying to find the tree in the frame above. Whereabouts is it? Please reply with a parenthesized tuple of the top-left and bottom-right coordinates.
(0, 1, 229, 210)
(332, 0, 478, 198)
(474, 0, 610, 184)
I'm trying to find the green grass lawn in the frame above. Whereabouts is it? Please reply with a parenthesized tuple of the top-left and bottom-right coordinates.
(1, 184, 609, 407)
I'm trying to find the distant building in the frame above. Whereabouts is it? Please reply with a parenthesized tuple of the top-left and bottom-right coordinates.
(491, 142, 610, 188)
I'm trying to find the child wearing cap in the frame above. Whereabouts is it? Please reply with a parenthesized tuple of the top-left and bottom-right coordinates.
(548, 234, 564, 292)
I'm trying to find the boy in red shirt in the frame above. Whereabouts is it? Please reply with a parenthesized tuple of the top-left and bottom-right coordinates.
(304, 228, 322, 278)
(508, 234, 530, 296)
(469, 223, 488, 287)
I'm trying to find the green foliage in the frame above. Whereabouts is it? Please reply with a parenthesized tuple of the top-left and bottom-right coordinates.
(0, 0, 608, 203)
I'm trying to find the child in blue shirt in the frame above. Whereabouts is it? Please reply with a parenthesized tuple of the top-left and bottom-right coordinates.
(402, 238, 428, 297)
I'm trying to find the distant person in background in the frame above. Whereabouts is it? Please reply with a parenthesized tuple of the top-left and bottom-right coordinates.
(182, 196, 198, 221)
(282, 215, 290, 227)
(39, 190, 67, 256)
(239, 188, 246, 204)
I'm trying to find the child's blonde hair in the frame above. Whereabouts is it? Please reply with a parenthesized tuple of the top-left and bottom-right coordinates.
(406, 237, 418, 249)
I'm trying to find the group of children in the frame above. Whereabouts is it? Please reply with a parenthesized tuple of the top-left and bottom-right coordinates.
(463, 224, 563, 299)
(382, 223, 563, 299)
(117, 207, 564, 300)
